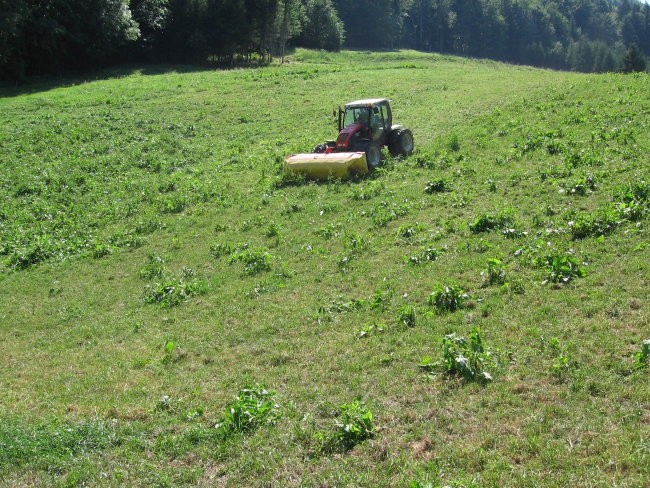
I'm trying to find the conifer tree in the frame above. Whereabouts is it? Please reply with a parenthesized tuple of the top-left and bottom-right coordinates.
(623, 43, 647, 72)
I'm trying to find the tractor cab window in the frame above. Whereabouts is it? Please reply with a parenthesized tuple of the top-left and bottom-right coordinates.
(370, 106, 385, 129)
(371, 105, 387, 142)
(343, 107, 370, 128)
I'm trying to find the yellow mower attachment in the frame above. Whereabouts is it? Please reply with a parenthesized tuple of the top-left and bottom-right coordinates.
(283, 152, 368, 180)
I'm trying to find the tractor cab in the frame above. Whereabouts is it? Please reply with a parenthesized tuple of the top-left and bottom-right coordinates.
(339, 98, 393, 145)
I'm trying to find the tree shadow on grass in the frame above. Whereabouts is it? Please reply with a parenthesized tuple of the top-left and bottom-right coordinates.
(0, 60, 266, 99)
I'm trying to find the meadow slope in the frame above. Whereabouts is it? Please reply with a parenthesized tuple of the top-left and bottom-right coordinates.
(0, 50, 648, 487)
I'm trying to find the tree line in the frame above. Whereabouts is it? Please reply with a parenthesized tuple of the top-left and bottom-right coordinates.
(1, 0, 647, 81)
(335, 0, 648, 73)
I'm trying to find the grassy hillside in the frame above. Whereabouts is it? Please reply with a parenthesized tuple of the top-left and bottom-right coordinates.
(0, 50, 648, 487)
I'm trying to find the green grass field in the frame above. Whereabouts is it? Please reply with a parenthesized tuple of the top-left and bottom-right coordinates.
(1, 49, 648, 487)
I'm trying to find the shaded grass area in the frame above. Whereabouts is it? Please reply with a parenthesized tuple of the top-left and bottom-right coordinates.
(0, 50, 649, 486)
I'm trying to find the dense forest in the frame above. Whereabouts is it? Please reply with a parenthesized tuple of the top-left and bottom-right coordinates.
(1, 0, 648, 80)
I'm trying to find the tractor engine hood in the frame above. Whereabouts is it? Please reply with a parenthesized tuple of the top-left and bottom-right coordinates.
(336, 123, 364, 150)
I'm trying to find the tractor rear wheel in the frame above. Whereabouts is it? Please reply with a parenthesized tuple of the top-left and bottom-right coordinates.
(388, 129, 414, 157)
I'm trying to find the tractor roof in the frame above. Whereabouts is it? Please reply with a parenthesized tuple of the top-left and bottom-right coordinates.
(345, 98, 390, 108)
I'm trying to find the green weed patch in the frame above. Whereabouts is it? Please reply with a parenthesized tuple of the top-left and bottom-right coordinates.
(420, 328, 495, 383)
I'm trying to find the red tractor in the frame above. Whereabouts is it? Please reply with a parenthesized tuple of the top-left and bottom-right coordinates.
(313, 98, 414, 168)
(284, 98, 414, 179)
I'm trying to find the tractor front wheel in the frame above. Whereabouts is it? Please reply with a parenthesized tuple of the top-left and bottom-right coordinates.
(313, 141, 336, 153)
(361, 142, 382, 169)
(388, 129, 414, 157)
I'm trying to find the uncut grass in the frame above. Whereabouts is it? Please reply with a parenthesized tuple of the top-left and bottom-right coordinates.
(1, 50, 648, 486)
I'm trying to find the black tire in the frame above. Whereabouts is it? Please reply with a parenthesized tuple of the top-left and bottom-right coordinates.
(313, 141, 336, 153)
(388, 128, 414, 157)
(355, 141, 381, 169)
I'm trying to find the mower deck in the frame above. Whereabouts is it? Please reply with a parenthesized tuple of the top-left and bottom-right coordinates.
(284, 152, 368, 180)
